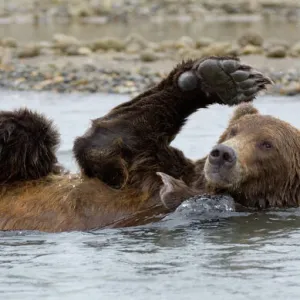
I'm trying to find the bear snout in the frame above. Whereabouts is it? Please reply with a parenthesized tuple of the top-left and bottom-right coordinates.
(209, 144, 237, 168)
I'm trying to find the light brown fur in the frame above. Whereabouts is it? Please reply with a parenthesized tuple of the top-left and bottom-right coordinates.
(0, 175, 169, 231)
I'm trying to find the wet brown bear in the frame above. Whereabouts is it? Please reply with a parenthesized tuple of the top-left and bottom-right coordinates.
(0, 56, 271, 232)
(159, 102, 300, 211)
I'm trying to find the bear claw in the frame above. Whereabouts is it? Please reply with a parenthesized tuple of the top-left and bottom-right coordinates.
(178, 56, 273, 104)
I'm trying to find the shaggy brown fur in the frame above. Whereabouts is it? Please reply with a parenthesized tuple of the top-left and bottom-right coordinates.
(0, 56, 272, 232)
(0, 109, 60, 183)
(159, 102, 300, 211)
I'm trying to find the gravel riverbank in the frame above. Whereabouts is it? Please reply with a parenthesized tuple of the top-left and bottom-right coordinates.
(1, 0, 300, 24)
(1, 31, 300, 97)
(1, 53, 300, 97)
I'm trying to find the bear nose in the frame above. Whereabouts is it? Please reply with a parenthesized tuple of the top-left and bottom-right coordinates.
(209, 144, 237, 167)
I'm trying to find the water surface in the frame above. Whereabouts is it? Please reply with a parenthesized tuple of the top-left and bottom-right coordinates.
(0, 20, 300, 43)
(0, 90, 300, 300)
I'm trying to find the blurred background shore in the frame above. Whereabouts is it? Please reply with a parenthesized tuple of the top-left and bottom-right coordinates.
(0, 0, 300, 96)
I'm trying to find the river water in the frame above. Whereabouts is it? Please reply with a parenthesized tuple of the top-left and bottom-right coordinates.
(1, 20, 300, 44)
(0, 90, 300, 300)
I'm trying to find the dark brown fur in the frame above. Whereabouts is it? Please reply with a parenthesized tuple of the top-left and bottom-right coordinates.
(0, 109, 60, 183)
(0, 57, 272, 232)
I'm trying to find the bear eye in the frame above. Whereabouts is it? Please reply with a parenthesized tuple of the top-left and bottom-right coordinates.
(259, 141, 273, 150)
(228, 127, 238, 137)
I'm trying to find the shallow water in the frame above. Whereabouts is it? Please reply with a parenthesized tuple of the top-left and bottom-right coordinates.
(1, 20, 300, 43)
(0, 90, 300, 299)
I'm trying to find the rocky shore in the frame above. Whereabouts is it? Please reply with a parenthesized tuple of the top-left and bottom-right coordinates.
(1, 0, 300, 24)
(1, 31, 300, 96)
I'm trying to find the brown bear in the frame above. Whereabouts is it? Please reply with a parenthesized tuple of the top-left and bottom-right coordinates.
(159, 102, 300, 211)
(0, 56, 272, 232)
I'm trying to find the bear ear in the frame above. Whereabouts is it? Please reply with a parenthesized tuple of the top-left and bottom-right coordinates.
(217, 103, 259, 143)
(230, 103, 259, 123)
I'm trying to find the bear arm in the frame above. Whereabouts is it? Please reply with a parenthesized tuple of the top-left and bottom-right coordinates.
(105, 56, 272, 143)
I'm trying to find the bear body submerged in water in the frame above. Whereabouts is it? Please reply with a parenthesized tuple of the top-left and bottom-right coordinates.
(0, 56, 277, 232)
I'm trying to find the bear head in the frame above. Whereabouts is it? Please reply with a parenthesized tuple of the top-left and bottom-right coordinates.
(204, 103, 300, 209)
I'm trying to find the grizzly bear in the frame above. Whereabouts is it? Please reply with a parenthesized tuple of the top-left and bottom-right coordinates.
(0, 56, 272, 232)
(159, 102, 300, 211)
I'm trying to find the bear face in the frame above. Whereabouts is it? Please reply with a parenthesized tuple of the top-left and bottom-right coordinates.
(204, 103, 300, 209)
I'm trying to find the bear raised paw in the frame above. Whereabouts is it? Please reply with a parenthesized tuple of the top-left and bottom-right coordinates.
(73, 56, 272, 189)
(0, 56, 274, 232)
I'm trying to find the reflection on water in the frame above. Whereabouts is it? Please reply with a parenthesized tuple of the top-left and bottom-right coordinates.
(0, 90, 299, 299)
(0, 20, 300, 43)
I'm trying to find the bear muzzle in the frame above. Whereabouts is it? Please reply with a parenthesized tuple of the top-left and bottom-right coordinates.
(204, 144, 241, 188)
(208, 144, 237, 167)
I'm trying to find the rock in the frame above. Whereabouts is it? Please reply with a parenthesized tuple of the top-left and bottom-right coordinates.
(279, 82, 300, 96)
(125, 43, 141, 54)
(17, 44, 40, 58)
(264, 39, 289, 51)
(175, 36, 196, 49)
(1, 37, 18, 48)
(266, 46, 287, 58)
(124, 33, 148, 49)
(91, 37, 125, 52)
(65, 45, 80, 56)
(38, 41, 53, 49)
(201, 42, 239, 57)
(289, 42, 300, 57)
(158, 40, 176, 52)
(34, 76, 65, 91)
(65, 45, 92, 56)
(77, 47, 92, 56)
(53, 34, 80, 51)
(241, 44, 263, 55)
(140, 49, 159, 62)
(69, 2, 93, 18)
(147, 42, 160, 51)
(0, 47, 14, 67)
(177, 47, 203, 60)
(221, 3, 240, 14)
(195, 37, 215, 49)
(237, 31, 264, 47)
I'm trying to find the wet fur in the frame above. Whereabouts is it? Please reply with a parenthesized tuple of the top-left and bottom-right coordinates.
(0, 109, 60, 183)
(162, 103, 300, 211)
(0, 57, 273, 232)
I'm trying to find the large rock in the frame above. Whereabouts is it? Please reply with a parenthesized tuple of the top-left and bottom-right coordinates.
(177, 47, 203, 60)
(237, 31, 264, 47)
(53, 34, 80, 51)
(266, 46, 287, 58)
(90, 37, 125, 52)
(157, 40, 177, 52)
(1, 37, 18, 48)
(124, 33, 149, 53)
(17, 44, 40, 58)
(140, 49, 159, 62)
(289, 42, 300, 57)
(201, 42, 240, 57)
(241, 44, 263, 55)
(195, 37, 215, 49)
(175, 36, 196, 49)
(0, 47, 14, 66)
